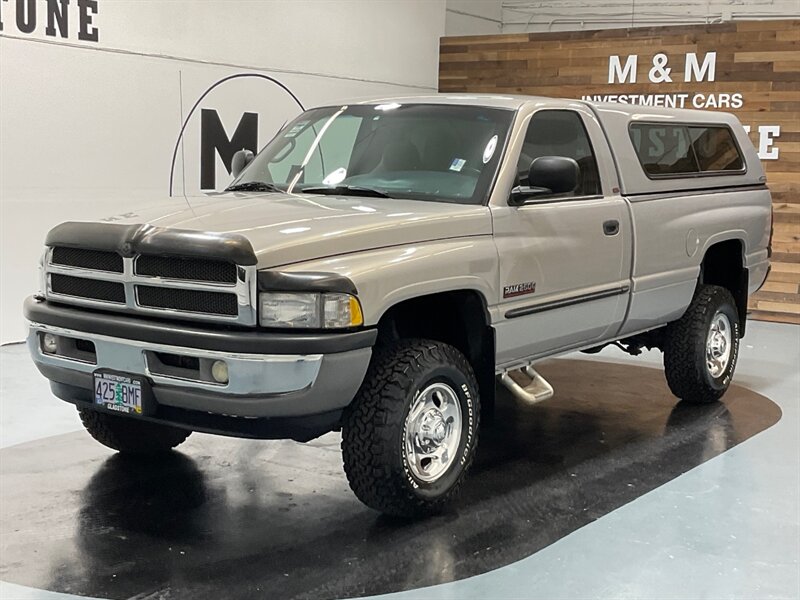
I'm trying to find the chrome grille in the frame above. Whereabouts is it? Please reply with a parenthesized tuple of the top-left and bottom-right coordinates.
(45, 247, 256, 325)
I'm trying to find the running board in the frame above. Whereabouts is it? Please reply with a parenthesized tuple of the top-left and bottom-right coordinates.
(499, 366, 554, 405)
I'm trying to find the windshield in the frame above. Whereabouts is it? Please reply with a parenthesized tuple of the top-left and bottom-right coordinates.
(230, 103, 515, 204)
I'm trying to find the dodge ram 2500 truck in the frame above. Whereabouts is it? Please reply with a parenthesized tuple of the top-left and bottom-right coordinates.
(25, 95, 772, 517)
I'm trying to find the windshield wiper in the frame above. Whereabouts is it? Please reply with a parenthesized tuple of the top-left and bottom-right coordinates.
(300, 185, 392, 199)
(225, 181, 283, 193)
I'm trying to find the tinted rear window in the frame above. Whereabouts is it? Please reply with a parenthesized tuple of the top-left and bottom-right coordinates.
(630, 124, 744, 177)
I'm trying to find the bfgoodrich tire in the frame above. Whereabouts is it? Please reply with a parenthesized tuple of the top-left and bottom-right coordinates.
(341, 339, 480, 518)
(78, 408, 191, 454)
(663, 284, 741, 404)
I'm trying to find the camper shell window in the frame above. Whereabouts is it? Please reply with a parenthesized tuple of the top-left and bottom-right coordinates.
(629, 123, 746, 178)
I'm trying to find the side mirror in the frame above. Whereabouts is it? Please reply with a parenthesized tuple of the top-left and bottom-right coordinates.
(231, 149, 255, 178)
(509, 156, 580, 206)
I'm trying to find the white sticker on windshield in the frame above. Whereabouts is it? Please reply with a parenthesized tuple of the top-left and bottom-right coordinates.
(483, 135, 498, 164)
(449, 158, 466, 172)
(323, 167, 347, 185)
(285, 121, 308, 138)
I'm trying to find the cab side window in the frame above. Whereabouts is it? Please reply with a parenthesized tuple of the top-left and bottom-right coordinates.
(516, 110, 601, 197)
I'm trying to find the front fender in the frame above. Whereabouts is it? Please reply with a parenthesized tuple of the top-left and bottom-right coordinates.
(273, 237, 499, 326)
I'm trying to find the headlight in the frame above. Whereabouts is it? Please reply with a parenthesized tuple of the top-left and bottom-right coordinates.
(259, 292, 363, 329)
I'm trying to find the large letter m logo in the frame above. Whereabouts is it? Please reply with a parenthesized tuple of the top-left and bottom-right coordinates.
(200, 109, 258, 190)
(608, 54, 638, 84)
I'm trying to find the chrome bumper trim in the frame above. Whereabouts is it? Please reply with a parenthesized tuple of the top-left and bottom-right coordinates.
(28, 323, 322, 396)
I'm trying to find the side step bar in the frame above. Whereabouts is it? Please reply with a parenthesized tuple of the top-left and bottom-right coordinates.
(499, 366, 554, 405)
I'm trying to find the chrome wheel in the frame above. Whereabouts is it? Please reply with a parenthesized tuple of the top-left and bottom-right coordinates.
(706, 312, 732, 378)
(403, 382, 462, 483)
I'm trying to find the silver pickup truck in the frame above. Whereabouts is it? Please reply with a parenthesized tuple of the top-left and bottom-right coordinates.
(25, 95, 772, 517)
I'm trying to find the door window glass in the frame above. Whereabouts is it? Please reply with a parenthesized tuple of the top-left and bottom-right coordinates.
(516, 110, 601, 196)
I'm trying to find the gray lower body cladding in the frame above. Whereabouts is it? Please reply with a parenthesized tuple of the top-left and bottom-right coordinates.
(24, 297, 375, 441)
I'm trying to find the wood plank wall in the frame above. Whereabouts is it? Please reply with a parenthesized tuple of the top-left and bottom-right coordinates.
(440, 19, 800, 325)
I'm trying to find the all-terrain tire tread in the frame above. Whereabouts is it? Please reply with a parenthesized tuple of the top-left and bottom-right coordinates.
(341, 339, 480, 518)
(663, 284, 739, 404)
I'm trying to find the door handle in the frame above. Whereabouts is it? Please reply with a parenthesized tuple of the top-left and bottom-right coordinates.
(603, 220, 620, 236)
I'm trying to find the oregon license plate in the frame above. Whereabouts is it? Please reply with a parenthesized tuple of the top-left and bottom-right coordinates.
(93, 372, 144, 415)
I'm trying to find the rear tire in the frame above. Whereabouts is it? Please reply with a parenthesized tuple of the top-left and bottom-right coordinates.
(78, 408, 191, 454)
(341, 339, 480, 518)
(663, 284, 740, 404)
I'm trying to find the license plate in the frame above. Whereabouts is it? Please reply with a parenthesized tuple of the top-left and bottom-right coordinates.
(94, 372, 144, 415)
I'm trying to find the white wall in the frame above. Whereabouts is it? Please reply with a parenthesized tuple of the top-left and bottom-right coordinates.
(446, 0, 502, 35)
(502, 0, 800, 32)
(444, 0, 799, 35)
(0, 0, 446, 343)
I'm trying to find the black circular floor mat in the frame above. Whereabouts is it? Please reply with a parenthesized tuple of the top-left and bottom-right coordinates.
(0, 359, 781, 600)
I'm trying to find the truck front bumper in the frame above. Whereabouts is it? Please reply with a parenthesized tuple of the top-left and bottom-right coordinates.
(24, 297, 375, 440)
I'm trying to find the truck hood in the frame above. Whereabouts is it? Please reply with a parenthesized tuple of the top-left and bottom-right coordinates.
(98, 192, 492, 268)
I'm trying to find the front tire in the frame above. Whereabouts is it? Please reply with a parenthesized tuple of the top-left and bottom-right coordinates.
(78, 408, 191, 454)
(341, 339, 480, 518)
(663, 284, 741, 404)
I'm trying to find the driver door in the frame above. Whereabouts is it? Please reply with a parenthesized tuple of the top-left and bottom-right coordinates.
(492, 107, 631, 367)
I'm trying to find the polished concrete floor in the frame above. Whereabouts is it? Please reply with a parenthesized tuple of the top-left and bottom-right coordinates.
(1, 320, 798, 600)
